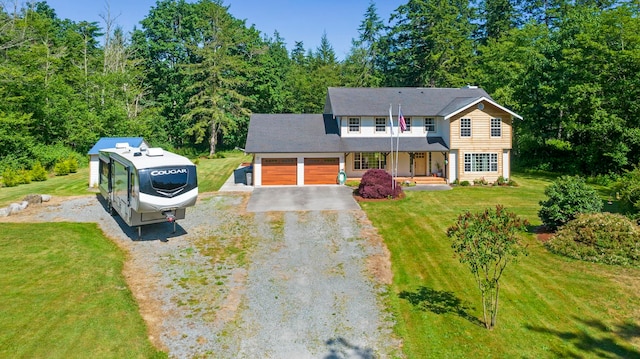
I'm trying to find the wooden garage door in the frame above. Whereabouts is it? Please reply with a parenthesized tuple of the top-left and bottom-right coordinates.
(262, 158, 297, 185)
(304, 158, 339, 185)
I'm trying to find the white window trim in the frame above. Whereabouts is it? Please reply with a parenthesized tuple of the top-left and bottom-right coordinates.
(464, 153, 498, 172)
(353, 152, 387, 171)
(460, 118, 471, 137)
(424, 118, 436, 132)
(491, 118, 502, 138)
(348, 117, 360, 133)
(375, 118, 386, 133)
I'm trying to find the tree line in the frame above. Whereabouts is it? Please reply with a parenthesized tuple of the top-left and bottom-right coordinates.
(1, 0, 639, 177)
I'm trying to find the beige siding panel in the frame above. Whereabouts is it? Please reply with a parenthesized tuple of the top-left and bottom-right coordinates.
(449, 101, 513, 183)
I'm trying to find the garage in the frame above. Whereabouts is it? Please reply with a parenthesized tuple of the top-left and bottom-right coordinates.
(262, 158, 297, 185)
(304, 158, 339, 185)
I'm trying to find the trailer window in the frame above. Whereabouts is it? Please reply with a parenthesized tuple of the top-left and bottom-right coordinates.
(99, 160, 109, 185)
(138, 166, 197, 197)
(151, 170, 188, 191)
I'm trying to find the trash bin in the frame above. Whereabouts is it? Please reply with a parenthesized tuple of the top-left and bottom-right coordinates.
(245, 171, 253, 185)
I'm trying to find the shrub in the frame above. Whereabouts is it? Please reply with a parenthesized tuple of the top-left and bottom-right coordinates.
(357, 169, 403, 199)
(538, 176, 602, 230)
(460, 180, 471, 186)
(18, 169, 31, 184)
(2, 167, 20, 187)
(66, 157, 78, 173)
(54, 160, 70, 176)
(30, 162, 48, 181)
(473, 177, 488, 186)
(494, 176, 507, 186)
(545, 213, 640, 267)
(614, 166, 640, 218)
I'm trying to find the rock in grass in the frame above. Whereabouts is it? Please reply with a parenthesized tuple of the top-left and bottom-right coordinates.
(23, 194, 42, 204)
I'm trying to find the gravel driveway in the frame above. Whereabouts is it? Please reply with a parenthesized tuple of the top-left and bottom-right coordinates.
(4, 192, 401, 358)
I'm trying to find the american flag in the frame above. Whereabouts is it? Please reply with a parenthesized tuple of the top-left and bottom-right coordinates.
(399, 108, 407, 132)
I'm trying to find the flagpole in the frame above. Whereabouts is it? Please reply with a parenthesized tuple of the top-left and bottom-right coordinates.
(389, 103, 394, 190)
(396, 104, 401, 185)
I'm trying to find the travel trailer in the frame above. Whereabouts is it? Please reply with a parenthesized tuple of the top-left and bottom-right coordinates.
(98, 144, 198, 237)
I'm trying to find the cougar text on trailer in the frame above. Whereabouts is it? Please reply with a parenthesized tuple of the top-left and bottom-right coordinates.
(98, 144, 198, 238)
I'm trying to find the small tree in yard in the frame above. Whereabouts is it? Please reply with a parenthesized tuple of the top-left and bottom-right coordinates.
(447, 205, 529, 330)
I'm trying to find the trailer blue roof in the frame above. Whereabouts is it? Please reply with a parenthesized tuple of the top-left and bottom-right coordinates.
(88, 137, 146, 155)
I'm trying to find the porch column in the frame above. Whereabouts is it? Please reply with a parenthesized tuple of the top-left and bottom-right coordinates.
(409, 152, 415, 178)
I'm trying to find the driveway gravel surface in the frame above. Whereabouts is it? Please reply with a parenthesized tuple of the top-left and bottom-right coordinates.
(2, 191, 401, 358)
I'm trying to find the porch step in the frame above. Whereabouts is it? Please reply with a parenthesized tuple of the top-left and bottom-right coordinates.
(347, 176, 447, 185)
(398, 176, 447, 185)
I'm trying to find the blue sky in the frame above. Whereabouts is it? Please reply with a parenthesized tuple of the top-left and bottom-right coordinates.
(44, 0, 405, 59)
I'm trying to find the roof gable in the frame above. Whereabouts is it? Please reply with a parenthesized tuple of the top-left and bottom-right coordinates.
(87, 137, 147, 155)
(439, 97, 523, 120)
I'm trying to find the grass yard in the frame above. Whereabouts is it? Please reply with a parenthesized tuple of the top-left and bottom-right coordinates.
(0, 152, 250, 357)
(360, 173, 640, 358)
(0, 151, 252, 207)
(0, 222, 165, 358)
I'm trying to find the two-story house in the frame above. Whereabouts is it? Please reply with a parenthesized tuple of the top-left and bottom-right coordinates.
(244, 87, 521, 186)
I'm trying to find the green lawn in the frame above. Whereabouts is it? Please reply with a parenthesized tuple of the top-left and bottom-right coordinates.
(0, 152, 251, 357)
(360, 174, 640, 358)
(0, 222, 165, 358)
(0, 151, 252, 207)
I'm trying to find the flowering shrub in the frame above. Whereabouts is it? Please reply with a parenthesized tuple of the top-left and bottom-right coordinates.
(357, 169, 403, 199)
(545, 213, 640, 267)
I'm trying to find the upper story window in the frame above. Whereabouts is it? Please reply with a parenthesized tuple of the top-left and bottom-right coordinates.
(375, 118, 386, 133)
(424, 118, 435, 132)
(460, 118, 471, 137)
(491, 118, 502, 137)
(404, 118, 412, 132)
(348, 118, 360, 133)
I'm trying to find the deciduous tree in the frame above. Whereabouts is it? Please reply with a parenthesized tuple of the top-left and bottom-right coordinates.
(447, 205, 529, 329)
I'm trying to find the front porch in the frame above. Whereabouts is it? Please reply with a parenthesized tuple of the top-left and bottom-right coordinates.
(347, 175, 447, 185)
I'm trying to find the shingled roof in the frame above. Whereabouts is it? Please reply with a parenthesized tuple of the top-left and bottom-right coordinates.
(244, 114, 341, 153)
(245, 114, 449, 153)
(324, 87, 494, 117)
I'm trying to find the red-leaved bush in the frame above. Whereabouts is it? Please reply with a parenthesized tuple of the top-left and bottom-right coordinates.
(357, 169, 403, 199)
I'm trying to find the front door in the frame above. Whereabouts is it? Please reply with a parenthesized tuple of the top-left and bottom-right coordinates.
(415, 152, 427, 175)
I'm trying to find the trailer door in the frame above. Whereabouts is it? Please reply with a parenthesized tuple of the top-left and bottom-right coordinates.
(113, 160, 131, 223)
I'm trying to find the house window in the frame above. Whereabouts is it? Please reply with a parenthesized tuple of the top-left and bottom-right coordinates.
(348, 118, 360, 133)
(464, 153, 498, 172)
(354, 152, 386, 170)
(491, 118, 502, 137)
(404, 118, 412, 132)
(424, 118, 435, 132)
(375, 118, 386, 132)
(460, 118, 471, 137)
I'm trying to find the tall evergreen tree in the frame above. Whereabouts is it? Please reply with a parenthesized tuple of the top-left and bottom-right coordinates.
(343, 1, 384, 87)
(383, 0, 476, 87)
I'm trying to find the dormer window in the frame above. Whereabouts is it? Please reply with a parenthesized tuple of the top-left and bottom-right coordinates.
(348, 118, 360, 133)
(375, 118, 386, 132)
